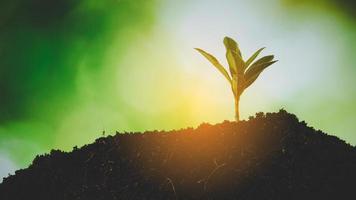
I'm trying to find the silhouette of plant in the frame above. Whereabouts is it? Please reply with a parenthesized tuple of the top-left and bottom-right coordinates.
(195, 36, 278, 121)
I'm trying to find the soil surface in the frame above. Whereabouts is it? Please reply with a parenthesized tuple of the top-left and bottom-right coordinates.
(1, 110, 355, 200)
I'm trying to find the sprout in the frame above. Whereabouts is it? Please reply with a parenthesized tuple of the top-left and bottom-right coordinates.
(195, 36, 278, 121)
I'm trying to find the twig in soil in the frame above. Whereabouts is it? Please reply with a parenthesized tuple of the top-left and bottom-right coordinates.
(166, 177, 177, 200)
(85, 153, 95, 163)
(203, 162, 226, 191)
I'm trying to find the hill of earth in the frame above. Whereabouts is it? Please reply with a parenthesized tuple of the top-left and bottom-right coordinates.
(1, 110, 355, 200)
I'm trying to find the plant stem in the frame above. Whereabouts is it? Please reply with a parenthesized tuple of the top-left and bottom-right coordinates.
(235, 95, 240, 122)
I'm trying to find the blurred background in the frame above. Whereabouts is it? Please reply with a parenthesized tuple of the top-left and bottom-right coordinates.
(1, 0, 355, 180)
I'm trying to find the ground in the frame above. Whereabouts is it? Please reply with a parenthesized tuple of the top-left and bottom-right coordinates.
(1, 110, 355, 200)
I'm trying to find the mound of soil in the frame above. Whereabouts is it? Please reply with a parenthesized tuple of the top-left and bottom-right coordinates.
(1, 110, 355, 200)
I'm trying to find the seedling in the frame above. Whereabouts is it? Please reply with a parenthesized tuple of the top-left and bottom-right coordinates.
(195, 36, 278, 121)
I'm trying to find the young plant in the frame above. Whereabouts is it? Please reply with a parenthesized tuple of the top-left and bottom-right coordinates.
(195, 36, 278, 121)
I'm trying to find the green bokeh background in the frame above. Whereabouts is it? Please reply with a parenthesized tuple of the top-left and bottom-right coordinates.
(0, 0, 355, 180)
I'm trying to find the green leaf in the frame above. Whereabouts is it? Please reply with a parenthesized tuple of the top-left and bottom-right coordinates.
(244, 60, 278, 89)
(249, 55, 274, 67)
(243, 73, 260, 89)
(195, 48, 232, 84)
(223, 37, 241, 56)
(244, 55, 274, 77)
(226, 50, 238, 75)
(231, 76, 238, 97)
(224, 37, 244, 75)
(245, 47, 265, 69)
(245, 59, 277, 79)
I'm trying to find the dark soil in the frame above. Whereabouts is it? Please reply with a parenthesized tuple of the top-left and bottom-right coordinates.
(1, 110, 356, 200)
